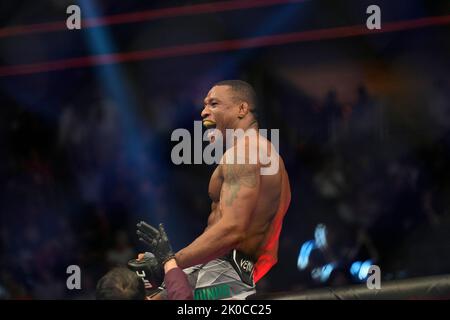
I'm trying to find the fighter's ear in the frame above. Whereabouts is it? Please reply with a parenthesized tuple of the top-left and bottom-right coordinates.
(238, 101, 250, 119)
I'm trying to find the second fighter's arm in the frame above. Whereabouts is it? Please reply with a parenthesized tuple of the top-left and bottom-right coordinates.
(175, 160, 260, 269)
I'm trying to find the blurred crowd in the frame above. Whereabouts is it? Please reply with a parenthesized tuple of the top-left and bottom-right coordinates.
(262, 77, 450, 291)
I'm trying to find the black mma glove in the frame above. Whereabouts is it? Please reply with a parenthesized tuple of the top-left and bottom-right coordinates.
(127, 252, 164, 296)
(136, 221, 175, 266)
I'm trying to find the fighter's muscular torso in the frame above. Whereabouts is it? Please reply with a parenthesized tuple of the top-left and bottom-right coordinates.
(175, 133, 291, 282)
(206, 134, 291, 281)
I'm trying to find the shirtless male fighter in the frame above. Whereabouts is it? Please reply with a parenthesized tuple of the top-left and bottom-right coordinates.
(138, 80, 291, 299)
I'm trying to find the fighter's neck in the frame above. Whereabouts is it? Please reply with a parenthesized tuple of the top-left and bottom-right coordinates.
(222, 119, 260, 152)
(235, 119, 258, 132)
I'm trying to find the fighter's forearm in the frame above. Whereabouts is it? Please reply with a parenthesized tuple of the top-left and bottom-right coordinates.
(175, 222, 244, 269)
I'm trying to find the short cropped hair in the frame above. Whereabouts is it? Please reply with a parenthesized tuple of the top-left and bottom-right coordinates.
(214, 80, 258, 115)
(96, 267, 146, 300)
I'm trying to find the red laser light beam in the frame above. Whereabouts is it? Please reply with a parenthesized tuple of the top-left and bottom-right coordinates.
(0, 0, 306, 39)
(0, 15, 449, 78)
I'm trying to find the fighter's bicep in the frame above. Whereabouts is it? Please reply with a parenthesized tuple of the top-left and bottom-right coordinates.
(219, 163, 260, 228)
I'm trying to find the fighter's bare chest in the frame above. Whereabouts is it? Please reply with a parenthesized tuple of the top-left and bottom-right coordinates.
(208, 165, 223, 202)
